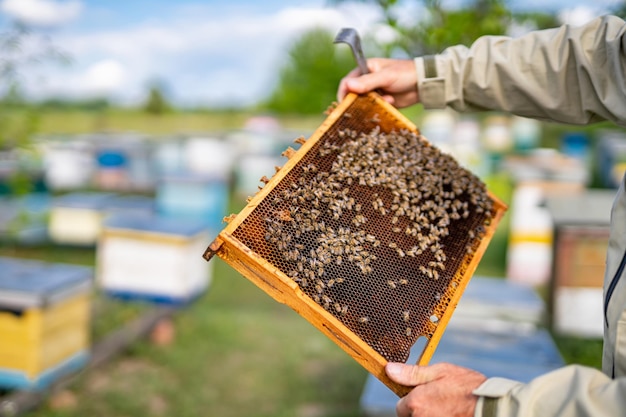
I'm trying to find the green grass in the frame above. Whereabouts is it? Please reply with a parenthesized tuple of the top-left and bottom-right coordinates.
(27, 258, 366, 417)
(34, 109, 327, 136)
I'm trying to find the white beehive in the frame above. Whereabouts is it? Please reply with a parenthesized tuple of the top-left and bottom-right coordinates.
(40, 140, 95, 191)
(97, 214, 213, 305)
(49, 192, 116, 246)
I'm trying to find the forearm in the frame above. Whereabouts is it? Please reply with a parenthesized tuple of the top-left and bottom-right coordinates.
(416, 15, 626, 126)
(474, 365, 626, 417)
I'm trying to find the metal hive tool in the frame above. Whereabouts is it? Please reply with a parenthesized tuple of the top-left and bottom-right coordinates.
(204, 92, 507, 397)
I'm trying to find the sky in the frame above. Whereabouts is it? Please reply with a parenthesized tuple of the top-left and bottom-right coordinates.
(0, 0, 622, 108)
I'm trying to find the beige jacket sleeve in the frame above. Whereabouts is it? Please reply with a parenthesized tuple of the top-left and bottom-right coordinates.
(414, 15, 626, 127)
(414, 15, 626, 417)
(472, 365, 626, 417)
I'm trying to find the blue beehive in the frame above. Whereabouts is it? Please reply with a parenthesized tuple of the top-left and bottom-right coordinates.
(0, 257, 92, 390)
(0, 193, 51, 245)
(155, 173, 228, 232)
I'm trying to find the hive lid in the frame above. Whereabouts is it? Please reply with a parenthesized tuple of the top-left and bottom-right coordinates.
(104, 214, 210, 237)
(0, 257, 93, 309)
(52, 192, 116, 209)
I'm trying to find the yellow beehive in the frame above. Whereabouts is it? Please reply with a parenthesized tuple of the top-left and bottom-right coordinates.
(0, 257, 92, 389)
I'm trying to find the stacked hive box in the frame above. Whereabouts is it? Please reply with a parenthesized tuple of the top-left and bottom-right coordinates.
(546, 190, 616, 337)
(0, 257, 92, 390)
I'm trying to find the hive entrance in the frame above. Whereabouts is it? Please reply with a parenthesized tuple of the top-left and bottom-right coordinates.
(205, 93, 506, 396)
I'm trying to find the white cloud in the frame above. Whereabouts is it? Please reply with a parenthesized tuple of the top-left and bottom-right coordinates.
(0, 0, 82, 27)
(558, 6, 600, 26)
(13, 2, 383, 106)
(80, 59, 126, 95)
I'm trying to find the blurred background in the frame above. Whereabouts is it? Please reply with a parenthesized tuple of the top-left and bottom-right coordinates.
(0, 0, 625, 416)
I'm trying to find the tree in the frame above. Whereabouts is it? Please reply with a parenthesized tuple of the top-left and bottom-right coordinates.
(143, 81, 171, 115)
(264, 27, 357, 115)
(0, 23, 67, 207)
(331, 0, 558, 57)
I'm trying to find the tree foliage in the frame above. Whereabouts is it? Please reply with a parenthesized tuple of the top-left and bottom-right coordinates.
(263, 27, 357, 115)
(330, 0, 559, 57)
(143, 81, 171, 115)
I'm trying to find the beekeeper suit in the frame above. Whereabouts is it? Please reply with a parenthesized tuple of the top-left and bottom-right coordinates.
(339, 14, 626, 417)
(419, 15, 626, 417)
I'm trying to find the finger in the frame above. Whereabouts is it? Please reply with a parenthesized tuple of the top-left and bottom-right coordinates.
(395, 395, 412, 417)
(337, 67, 363, 101)
(385, 362, 444, 386)
(343, 72, 388, 95)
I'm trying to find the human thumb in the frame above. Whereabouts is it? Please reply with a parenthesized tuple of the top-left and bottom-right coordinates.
(385, 362, 441, 386)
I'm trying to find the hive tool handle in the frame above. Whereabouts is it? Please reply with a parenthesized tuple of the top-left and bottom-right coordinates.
(334, 27, 369, 75)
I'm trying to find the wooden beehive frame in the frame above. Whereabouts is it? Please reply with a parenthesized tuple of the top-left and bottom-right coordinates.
(204, 92, 507, 397)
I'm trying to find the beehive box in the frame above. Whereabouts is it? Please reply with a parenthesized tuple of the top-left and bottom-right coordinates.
(156, 173, 229, 233)
(97, 214, 213, 305)
(0, 257, 92, 390)
(204, 93, 507, 396)
(546, 190, 615, 337)
(48, 192, 116, 246)
(40, 139, 95, 191)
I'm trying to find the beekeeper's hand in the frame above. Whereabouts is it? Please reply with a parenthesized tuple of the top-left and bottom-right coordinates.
(386, 362, 487, 417)
(337, 58, 419, 108)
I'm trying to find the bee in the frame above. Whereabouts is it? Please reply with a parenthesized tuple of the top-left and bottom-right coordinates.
(397, 248, 405, 258)
(402, 310, 410, 322)
(334, 303, 342, 313)
(336, 277, 345, 284)
(388, 242, 398, 249)
(387, 280, 397, 289)
(327, 279, 335, 288)
(341, 305, 349, 315)
(405, 327, 412, 337)
(432, 270, 439, 280)
(399, 278, 408, 285)
(336, 256, 343, 266)
(359, 316, 369, 324)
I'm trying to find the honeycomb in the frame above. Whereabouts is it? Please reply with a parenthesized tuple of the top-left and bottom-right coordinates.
(204, 92, 507, 396)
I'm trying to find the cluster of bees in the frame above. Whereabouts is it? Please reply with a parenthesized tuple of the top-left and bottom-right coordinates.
(262, 125, 494, 336)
